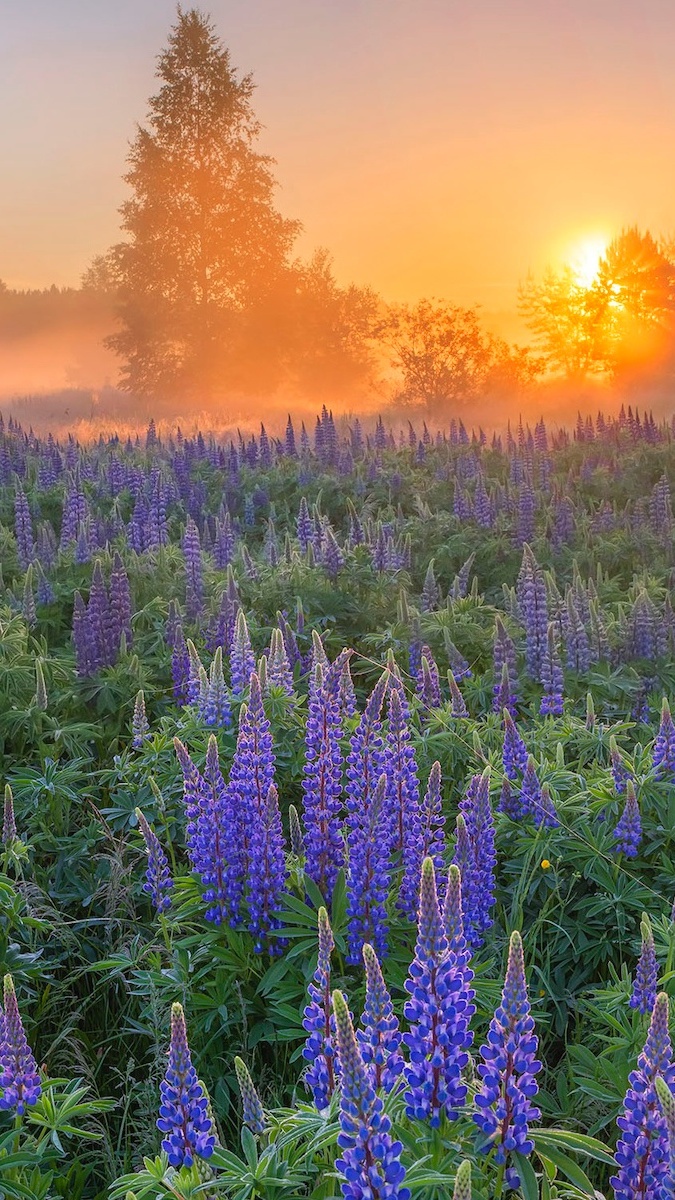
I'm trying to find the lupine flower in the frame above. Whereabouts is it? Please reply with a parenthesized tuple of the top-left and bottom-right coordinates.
(288, 804, 305, 860)
(302, 654, 348, 902)
(14, 481, 34, 569)
(417, 649, 442, 708)
(539, 624, 564, 716)
(22, 568, 36, 628)
(171, 625, 190, 706)
(452, 1161, 472, 1200)
(333, 988, 410, 1200)
(228, 673, 276, 875)
(339, 657, 357, 719)
(157, 1003, 215, 1167)
(3, 785, 17, 845)
(346, 774, 392, 963)
(246, 783, 288, 954)
(0, 975, 41, 1114)
(613, 781, 642, 858)
(474, 930, 542, 1163)
(452, 813, 481, 948)
(399, 760, 446, 921)
(135, 808, 173, 913)
(182, 518, 204, 622)
(503, 710, 528, 780)
(611, 735, 630, 794)
(493, 616, 518, 715)
(630, 915, 659, 1015)
(653, 697, 675, 781)
(302, 907, 338, 1109)
(132, 689, 149, 749)
(655, 1075, 675, 1182)
(448, 672, 468, 718)
(538, 783, 560, 829)
(403, 858, 475, 1126)
(267, 628, 294, 697)
(383, 680, 420, 855)
(199, 647, 231, 728)
(457, 769, 496, 945)
(234, 1057, 265, 1135)
(230, 610, 256, 697)
(611, 992, 675, 1200)
(358, 943, 404, 1092)
(516, 545, 548, 681)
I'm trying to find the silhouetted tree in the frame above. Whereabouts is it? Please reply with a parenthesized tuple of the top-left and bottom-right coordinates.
(381, 299, 540, 412)
(107, 7, 300, 399)
(518, 267, 605, 380)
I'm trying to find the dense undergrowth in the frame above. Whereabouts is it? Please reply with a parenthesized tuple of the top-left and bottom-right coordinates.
(0, 406, 675, 1199)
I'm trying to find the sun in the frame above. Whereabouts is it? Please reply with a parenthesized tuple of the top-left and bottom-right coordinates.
(568, 235, 609, 288)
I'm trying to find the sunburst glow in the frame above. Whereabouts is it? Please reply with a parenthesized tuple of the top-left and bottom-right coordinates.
(568, 235, 609, 288)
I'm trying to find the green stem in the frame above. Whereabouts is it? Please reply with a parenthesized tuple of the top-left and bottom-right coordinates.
(159, 912, 173, 956)
(494, 1161, 505, 1197)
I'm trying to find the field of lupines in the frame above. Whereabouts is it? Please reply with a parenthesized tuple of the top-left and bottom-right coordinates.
(1, 404, 675, 1199)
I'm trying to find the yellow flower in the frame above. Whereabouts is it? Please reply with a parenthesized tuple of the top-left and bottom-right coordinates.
(541, 859, 551, 870)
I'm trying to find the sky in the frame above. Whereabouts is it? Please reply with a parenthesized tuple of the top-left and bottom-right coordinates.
(2, 0, 675, 330)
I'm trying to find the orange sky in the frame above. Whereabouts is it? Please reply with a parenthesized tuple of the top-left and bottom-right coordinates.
(2, 0, 675, 337)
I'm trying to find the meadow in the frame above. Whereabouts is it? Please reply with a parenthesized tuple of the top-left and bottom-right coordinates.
(0, 403, 674, 1200)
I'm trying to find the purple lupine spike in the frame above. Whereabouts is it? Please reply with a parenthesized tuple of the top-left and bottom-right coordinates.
(87, 561, 113, 669)
(445, 637, 472, 682)
(339, 656, 357, 719)
(613, 781, 642, 858)
(498, 777, 525, 820)
(333, 989, 410, 1200)
(653, 697, 675, 781)
(358, 943, 404, 1092)
(610, 736, 631, 794)
(346, 773, 392, 964)
(303, 907, 339, 1109)
(448, 671, 468, 717)
(417, 649, 442, 708)
(173, 736, 209, 875)
(203, 735, 242, 925)
(171, 625, 190, 706)
(234, 1057, 265, 1135)
(474, 931, 541, 1164)
(297, 497, 313, 552)
(611, 993, 675, 1200)
(538, 783, 560, 829)
(516, 545, 548, 681)
(135, 808, 173, 913)
(421, 560, 440, 612)
(246, 783, 288, 954)
(520, 755, 542, 820)
(539, 624, 564, 716)
(493, 616, 518, 715)
(383, 678, 420, 855)
(399, 760, 446, 921)
(630, 915, 659, 1015)
(157, 1003, 215, 1167)
(302, 653, 348, 903)
(72, 590, 95, 677)
(185, 639, 203, 706)
(182, 518, 204, 623)
(14, 481, 34, 570)
(22, 569, 36, 628)
(0, 975, 42, 1115)
(200, 647, 231, 728)
(230, 610, 256, 697)
(442, 863, 472, 968)
(132, 689, 149, 749)
(110, 552, 133, 650)
(502, 710, 529, 780)
(3, 785, 17, 845)
(458, 769, 496, 945)
(267, 628, 294, 697)
(288, 804, 305, 859)
(403, 858, 475, 1126)
(655, 1075, 675, 1186)
(322, 526, 344, 579)
(228, 673, 276, 884)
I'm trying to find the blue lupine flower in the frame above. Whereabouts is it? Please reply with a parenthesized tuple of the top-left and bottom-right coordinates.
(520, 755, 542, 820)
(303, 907, 339, 1109)
(399, 760, 446, 921)
(474, 931, 541, 1164)
(610, 736, 630, 794)
(653, 697, 675, 781)
(493, 616, 518, 715)
(503, 710, 528, 780)
(135, 808, 173, 913)
(157, 1002, 215, 1168)
(358, 943, 404, 1093)
(454, 770, 495, 947)
(538, 782, 560, 829)
(516, 545, 548, 681)
(230, 610, 256, 698)
(182, 518, 204, 622)
(383, 678, 420, 855)
(346, 774, 392, 964)
(403, 858, 475, 1126)
(246, 783, 288, 954)
(333, 988, 410, 1200)
(611, 993, 675, 1200)
(630, 915, 659, 1015)
(448, 671, 468, 717)
(539, 624, 564, 716)
(234, 1057, 265, 1134)
(655, 1075, 675, 1185)
(0, 975, 42, 1115)
(302, 653, 348, 903)
(132, 689, 149, 749)
(613, 782, 642, 858)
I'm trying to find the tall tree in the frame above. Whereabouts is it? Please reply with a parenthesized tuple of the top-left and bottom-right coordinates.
(518, 267, 605, 380)
(108, 7, 300, 399)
